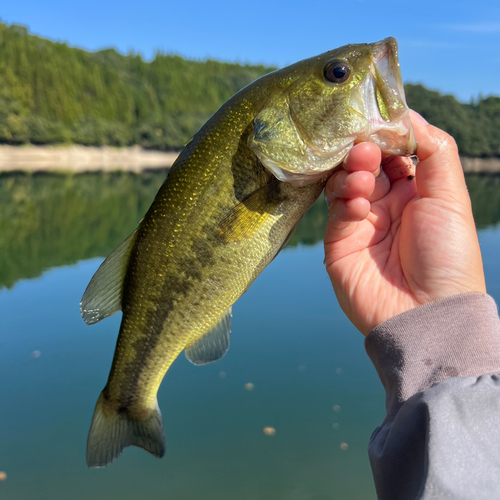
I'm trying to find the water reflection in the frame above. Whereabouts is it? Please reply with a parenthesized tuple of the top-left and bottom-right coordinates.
(0, 171, 499, 289)
(0, 170, 166, 289)
(464, 174, 500, 229)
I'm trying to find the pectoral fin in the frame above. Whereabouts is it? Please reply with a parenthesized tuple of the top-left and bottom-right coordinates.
(217, 181, 283, 243)
(185, 307, 232, 365)
(80, 228, 139, 325)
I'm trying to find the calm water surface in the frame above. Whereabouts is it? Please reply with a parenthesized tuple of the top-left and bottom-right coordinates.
(1, 172, 500, 500)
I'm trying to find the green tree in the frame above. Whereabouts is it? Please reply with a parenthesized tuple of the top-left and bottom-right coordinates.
(0, 21, 498, 156)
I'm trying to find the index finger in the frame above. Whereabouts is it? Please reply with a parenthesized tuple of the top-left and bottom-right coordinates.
(343, 142, 382, 173)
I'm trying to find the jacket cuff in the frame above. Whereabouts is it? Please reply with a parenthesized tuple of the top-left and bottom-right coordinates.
(365, 293, 500, 420)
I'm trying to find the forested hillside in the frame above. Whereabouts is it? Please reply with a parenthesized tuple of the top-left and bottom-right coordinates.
(405, 84, 500, 157)
(1, 21, 499, 156)
(0, 22, 272, 149)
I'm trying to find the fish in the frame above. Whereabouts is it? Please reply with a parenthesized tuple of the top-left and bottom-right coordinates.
(80, 37, 416, 467)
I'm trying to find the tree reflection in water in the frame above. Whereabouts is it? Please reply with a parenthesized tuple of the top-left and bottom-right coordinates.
(1, 170, 499, 289)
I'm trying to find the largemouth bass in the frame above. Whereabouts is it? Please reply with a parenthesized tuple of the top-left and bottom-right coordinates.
(81, 37, 416, 467)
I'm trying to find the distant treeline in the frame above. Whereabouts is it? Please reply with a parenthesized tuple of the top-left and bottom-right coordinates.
(0, 22, 272, 150)
(405, 84, 500, 157)
(1, 22, 499, 157)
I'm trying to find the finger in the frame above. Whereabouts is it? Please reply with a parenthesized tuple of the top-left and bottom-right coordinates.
(324, 196, 371, 244)
(328, 197, 370, 223)
(324, 213, 380, 261)
(368, 169, 390, 202)
(324, 143, 384, 257)
(382, 155, 416, 182)
(410, 110, 469, 206)
(325, 169, 375, 202)
(343, 142, 382, 173)
(324, 217, 357, 244)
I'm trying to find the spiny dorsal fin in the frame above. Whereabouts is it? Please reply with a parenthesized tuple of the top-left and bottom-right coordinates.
(216, 181, 283, 243)
(80, 228, 139, 325)
(185, 307, 232, 365)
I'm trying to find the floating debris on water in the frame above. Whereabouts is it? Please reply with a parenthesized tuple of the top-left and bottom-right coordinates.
(219, 371, 226, 379)
(0, 471, 6, 481)
(333, 405, 341, 413)
(263, 427, 276, 436)
(340, 443, 349, 451)
(244, 383, 254, 391)
(32, 350, 41, 359)
(332, 423, 340, 430)
(298, 365, 306, 372)
(335, 368, 343, 375)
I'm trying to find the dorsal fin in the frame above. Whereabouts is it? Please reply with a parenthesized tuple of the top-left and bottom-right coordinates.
(80, 228, 139, 325)
(185, 308, 232, 365)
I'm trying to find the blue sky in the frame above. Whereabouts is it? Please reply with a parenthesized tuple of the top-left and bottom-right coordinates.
(2, 0, 499, 101)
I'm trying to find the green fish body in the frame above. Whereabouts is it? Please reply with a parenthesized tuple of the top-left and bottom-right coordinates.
(81, 37, 415, 467)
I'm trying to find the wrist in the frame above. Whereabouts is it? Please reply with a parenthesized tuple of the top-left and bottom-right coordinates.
(365, 292, 500, 419)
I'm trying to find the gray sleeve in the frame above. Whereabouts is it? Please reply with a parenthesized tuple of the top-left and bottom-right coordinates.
(364, 293, 500, 500)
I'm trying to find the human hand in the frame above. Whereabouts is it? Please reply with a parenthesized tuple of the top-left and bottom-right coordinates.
(324, 111, 486, 335)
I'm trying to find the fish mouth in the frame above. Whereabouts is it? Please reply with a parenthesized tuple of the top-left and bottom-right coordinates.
(352, 37, 416, 156)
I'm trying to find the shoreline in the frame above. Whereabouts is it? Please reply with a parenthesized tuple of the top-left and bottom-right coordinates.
(1, 144, 499, 174)
(460, 157, 500, 174)
(0, 145, 179, 173)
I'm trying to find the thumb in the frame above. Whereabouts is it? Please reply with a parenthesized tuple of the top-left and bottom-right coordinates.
(410, 110, 470, 208)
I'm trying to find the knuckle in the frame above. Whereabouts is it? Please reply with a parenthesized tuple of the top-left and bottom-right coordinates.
(434, 128, 459, 154)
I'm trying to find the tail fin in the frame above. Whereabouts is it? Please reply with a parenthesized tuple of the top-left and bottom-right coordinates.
(86, 393, 165, 468)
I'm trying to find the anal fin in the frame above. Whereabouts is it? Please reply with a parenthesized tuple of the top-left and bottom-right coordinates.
(185, 307, 232, 365)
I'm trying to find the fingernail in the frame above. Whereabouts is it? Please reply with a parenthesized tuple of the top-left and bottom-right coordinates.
(342, 150, 351, 166)
(410, 110, 428, 126)
(325, 191, 337, 209)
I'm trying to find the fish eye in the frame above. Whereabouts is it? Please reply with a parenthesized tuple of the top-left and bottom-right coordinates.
(324, 61, 351, 84)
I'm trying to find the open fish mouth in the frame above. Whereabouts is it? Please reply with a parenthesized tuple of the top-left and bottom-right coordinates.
(248, 37, 416, 186)
(353, 37, 416, 156)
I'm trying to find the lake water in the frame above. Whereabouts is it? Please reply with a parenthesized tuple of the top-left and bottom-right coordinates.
(1, 171, 500, 500)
